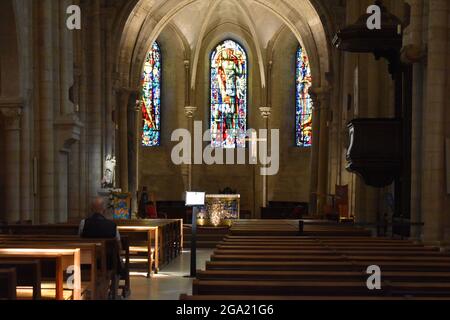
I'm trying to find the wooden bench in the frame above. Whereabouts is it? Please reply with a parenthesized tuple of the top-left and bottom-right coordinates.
(116, 219, 183, 266)
(192, 279, 386, 296)
(1, 224, 133, 288)
(0, 240, 101, 299)
(196, 270, 450, 283)
(0, 235, 128, 299)
(117, 226, 158, 277)
(186, 222, 450, 299)
(0, 246, 81, 300)
(0, 260, 41, 299)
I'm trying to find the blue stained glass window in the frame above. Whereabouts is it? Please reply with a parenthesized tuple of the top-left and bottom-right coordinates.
(141, 42, 161, 147)
(210, 40, 248, 149)
(296, 46, 313, 147)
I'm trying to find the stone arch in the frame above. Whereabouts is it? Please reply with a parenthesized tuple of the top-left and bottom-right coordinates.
(197, 23, 262, 127)
(114, 0, 332, 90)
(130, 21, 191, 90)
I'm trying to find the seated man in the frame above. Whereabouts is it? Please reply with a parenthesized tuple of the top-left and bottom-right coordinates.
(79, 197, 126, 299)
(79, 197, 121, 240)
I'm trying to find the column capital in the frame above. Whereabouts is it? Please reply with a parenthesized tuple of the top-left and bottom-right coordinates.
(184, 106, 197, 118)
(0, 98, 23, 130)
(259, 106, 272, 119)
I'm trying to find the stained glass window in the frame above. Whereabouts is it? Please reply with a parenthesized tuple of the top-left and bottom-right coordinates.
(141, 42, 161, 147)
(296, 46, 313, 147)
(210, 40, 248, 148)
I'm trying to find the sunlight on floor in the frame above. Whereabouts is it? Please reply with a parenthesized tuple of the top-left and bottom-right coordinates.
(127, 249, 213, 300)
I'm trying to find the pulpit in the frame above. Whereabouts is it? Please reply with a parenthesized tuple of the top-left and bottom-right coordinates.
(346, 119, 402, 188)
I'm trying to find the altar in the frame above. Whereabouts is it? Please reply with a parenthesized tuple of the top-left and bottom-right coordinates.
(197, 194, 240, 227)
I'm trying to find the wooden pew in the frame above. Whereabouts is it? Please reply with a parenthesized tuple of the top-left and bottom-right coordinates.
(196, 270, 450, 283)
(188, 227, 450, 299)
(0, 235, 128, 300)
(1, 219, 183, 275)
(0, 268, 17, 300)
(192, 279, 386, 296)
(116, 219, 183, 265)
(193, 279, 450, 297)
(0, 246, 81, 300)
(0, 260, 41, 299)
(0, 240, 99, 299)
(116, 226, 158, 277)
(0, 225, 132, 293)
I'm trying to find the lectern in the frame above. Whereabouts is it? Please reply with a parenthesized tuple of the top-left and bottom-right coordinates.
(185, 192, 205, 277)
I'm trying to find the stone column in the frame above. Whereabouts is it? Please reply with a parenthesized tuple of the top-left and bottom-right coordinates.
(60, 0, 74, 115)
(403, 0, 425, 240)
(317, 89, 331, 215)
(103, 8, 115, 158)
(184, 106, 197, 191)
(86, 0, 103, 202)
(259, 106, 272, 208)
(38, 0, 56, 224)
(309, 91, 321, 216)
(421, 0, 448, 243)
(13, 0, 33, 223)
(0, 105, 22, 222)
(133, 96, 140, 217)
(116, 88, 132, 193)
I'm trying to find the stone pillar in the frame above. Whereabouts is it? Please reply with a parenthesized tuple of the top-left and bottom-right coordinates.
(403, 0, 425, 240)
(86, 0, 103, 202)
(309, 92, 321, 216)
(132, 96, 140, 217)
(184, 106, 197, 191)
(13, 0, 33, 223)
(259, 106, 272, 208)
(38, 0, 55, 224)
(421, 0, 448, 243)
(0, 105, 22, 222)
(116, 88, 132, 193)
(317, 89, 331, 215)
(103, 8, 115, 158)
(60, 0, 74, 115)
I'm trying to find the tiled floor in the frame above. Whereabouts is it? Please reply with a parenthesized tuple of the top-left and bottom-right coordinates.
(127, 249, 213, 300)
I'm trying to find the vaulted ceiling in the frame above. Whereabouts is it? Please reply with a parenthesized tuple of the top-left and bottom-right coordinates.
(115, 0, 335, 89)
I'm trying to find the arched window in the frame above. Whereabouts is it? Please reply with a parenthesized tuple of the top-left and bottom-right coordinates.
(141, 42, 162, 147)
(295, 46, 313, 147)
(210, 39, 248, 149)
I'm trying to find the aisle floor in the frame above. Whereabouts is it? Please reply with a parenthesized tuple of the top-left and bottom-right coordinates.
(128, 249, 213, 300)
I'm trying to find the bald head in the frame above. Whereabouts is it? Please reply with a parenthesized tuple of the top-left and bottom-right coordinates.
(91, 197, 106, 215)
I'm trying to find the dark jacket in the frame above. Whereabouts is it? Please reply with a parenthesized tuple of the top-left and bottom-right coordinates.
(79, 213, 123, 274)
(79, 213, 119, 239)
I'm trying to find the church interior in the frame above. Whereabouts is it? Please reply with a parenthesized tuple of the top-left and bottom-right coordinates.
(1, 0, 450, 302)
